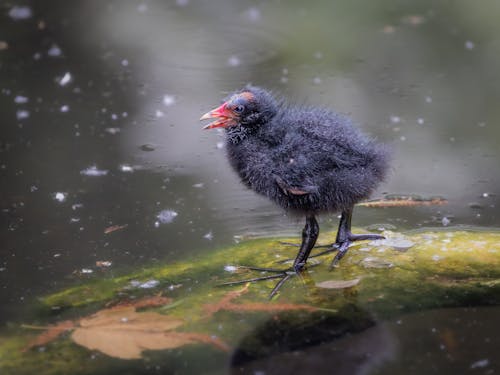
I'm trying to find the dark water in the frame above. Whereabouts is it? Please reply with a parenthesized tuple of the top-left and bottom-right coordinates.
(1, 0, 499, 373)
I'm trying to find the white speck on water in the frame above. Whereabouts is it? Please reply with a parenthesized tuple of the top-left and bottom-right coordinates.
(163, 95, 176, 106)
(216, 141, 224, 149)
(54, 192, 67, 202)
(482, 193, 490, 198)
(53, 253, 61, 258)
(280, 76, 288, 84)
(176, 0, 189, 6)
(137, 3, 148, 12)
(282, 68, 288, 75)
(111, 113, 118, 120)
(390, 115, 401, 123)
(60, 105, 69, 113)
(470, 359, 489, 369)
(122, 112, 128, 117)
(224, 265, 238, 273)
(70, 218, 80, 223)
(47, 44, 62, 57)
(59, 72, 72, 86)
(425, 96, 432, 103)
(80, 166, 109, 177)
(0, 267, 6, 272)
(245, 7, 261, 22)
(105, 127, 120, 134)
(417, 118, 424, 125)
(14, 95, 29, 104)
(81, 268, 93, 274)
(121, 59, 129, 67)
(478, 122, 486, 128)
(227, 55, 241, 67)
(72, 203, 83, 210)
(192, 183, 204, 188)
(155, 110, 165, 118)
(314, 51, 323, 59)
(400, 136, 406, 141)
(442, 216, 450, 226)
(313, 77, 322, 85)
(203, 231, 213, 240)
(16, 110, 30, 120)
(465, 40, 475, 50)
(8, 6, 32, 20)
(156, 209, 178, 225)
(30, 185, 38, 192)
(119, 164, 134, 172)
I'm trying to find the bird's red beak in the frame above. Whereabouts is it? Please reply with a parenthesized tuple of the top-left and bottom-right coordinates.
(200, 102, 237, 129)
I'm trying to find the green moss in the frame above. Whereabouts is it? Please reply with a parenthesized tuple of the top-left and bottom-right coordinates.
(2, 229, 500, 374)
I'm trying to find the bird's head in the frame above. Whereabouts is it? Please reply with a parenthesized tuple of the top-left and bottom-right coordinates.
(200, 86, 277, 130)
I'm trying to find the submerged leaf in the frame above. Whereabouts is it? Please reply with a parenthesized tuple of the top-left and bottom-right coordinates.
(23, 320, 75, 351)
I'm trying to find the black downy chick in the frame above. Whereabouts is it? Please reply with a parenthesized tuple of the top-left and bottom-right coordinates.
(201, 86, 390, 297)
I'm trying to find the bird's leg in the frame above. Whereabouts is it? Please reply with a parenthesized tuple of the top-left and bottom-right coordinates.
(328, 207, 384, 268)
(220, 214, 319, 298)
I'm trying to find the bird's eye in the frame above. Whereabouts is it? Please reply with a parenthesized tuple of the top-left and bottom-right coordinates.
(234, 105, 244, 113)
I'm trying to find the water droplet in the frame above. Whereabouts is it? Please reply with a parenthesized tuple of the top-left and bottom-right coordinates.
(245, 7, 261, 22)
(313, 77, 322, 85)
(224, 265, 238, 272)
(60, 105, 70, 113)
(81, 268, 93, 274)
(155, 110, 165, 117)
(192, 183, 204, 188)
(119, 164, 134, 172)
(121, 59, 129, 67)
(203, 231, 213, 240)
(417, 118, 424, 125)
(441, 217, 450, 226)
(137, 3, 148, 13)
(105, 127, 120, 134)
(425, 96, 432, 103)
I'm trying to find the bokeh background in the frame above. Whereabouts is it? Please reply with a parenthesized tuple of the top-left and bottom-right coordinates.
(1, 0, 499, 325)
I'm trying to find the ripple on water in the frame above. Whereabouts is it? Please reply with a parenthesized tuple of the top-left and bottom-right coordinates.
(155, 24, 286, 72)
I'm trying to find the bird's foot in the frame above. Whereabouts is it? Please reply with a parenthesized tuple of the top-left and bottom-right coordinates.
(219, 263, 318, 299)
(328, 233, 385, 269)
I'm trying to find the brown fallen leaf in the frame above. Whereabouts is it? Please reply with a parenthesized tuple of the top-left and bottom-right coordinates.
(110, 295, 173, 310)
(316, 278, 360, 289)
(24, 299, 228, 358)
(23, 320, 75, 351)
(203, 284, 318, 317)
(104, 224, 128, 234)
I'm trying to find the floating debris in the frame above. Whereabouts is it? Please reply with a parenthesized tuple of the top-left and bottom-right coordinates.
(53, 192, 67, 202)
(470, 359, 489, 369)
(192, 183, 204, 188)
(0, 41, 8, 50)
(227, 55, 241, 67)
(163, 94, 175, 106)
(119, 164, 134, 172)
(203, 231, 213, 240)
(104, 224, 128, 234)
(121, 59, 129, 67)
(359, 195, 447, 208)
(156, 209, 178, 225)
(47, 44, 62, 57)
(140, 143, 156, 152)
(60, 105, 70, 113)
(58, 72, 72, 86)
(81, 268, 93, 274)
(465, 40, 475, 50)
(105, 127, 120, 135)
(14, 95, 29, 104)
(80, 166, 108, 177)
(8, 6, 33, 20)
(16, 110, 30, 120)
(155, 110, 164, 118)
(442, 217, 451, 226)
(316, 278, 360, 289)
(390, 115, 401, 124)
(96, 261, 112, 267)
(360, 256, 393, 269)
